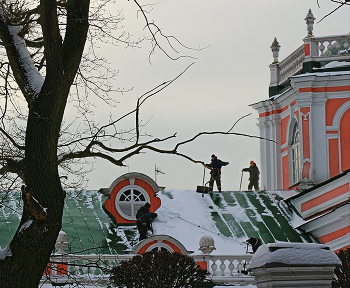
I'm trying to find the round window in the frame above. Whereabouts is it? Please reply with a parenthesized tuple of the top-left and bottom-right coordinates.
(115, 185, 150, 220)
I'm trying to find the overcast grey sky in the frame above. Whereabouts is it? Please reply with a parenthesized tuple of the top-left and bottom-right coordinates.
(82, 0, 350, 191)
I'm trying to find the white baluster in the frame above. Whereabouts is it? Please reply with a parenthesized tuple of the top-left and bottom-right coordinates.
(344, 40, 350, 54)
(335, 41, 341, 55)
(72, 260, 78, 275)
(211, 260, 217, 276)
(52, 262, 57, 276)
(220, 260, 226, 276)
(327, 41, 334, 54)
(228, 261, 235, 276)
(319, 41, 325, 55)
(237, 261, 243, 273)
(90, 265, 96, 275)
(82, 260, 88, 274)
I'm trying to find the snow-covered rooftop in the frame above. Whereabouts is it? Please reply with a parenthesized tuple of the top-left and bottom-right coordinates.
(1, 189, 315, 256)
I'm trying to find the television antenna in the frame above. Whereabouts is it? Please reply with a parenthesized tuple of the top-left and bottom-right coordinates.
(154, 165, 165, 183)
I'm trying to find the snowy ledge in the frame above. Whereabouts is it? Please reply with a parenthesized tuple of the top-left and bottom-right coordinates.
(248, 242, 340, 270)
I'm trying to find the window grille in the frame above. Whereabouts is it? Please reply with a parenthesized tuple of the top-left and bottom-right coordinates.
(115, 186, 150, 221)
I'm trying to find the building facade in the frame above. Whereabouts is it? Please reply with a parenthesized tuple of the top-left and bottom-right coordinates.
(251, 10, 350, 252)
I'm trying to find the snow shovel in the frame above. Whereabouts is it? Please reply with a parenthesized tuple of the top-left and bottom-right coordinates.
(196, 166, 211, 195)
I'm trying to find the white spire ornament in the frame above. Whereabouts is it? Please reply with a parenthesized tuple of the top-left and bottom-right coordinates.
(305, 9, 316, 37)
(270, 37, 281, 64)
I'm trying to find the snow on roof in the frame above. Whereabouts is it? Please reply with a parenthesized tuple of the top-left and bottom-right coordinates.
(292, 70, 350, 78)
(0, 190, 314, 256)
(153, 190, 313, 255)
(248, 242, 340, 269)
(315, 60, 350, 70)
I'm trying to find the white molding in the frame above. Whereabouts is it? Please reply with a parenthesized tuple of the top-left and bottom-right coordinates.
(332, 100, 350, 127)
(326, 126, 339, 132)
(146, 242, 174, 253)
(326, 233, 350, 251)
(108, 172, 161, 194)
(291, 175, 350, 218)
(327, 93, 350, 99)
(302, 204, 350, 234)
(281, 143, 288, 150)
(133, 235, 189, 255)
(281, 150, 288, 157)
(326, 134, 339, 140)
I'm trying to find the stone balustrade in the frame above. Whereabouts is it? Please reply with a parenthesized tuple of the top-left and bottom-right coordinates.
(42, 253, 255, 286)
(310, 34, 350, 61)
(278, 45, 305, 85)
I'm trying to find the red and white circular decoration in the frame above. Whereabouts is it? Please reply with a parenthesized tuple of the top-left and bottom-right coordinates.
(100, 172, 161, 225)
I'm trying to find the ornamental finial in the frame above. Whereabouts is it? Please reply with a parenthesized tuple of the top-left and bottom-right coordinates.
(305, 9, 316, 37)
(270, 37, 281, 64)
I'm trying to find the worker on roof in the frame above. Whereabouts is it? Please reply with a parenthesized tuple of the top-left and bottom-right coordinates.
(136, 202, 150, 220)
(136, 212, 157, 241)
(242, 161, 260, 191)
(203, 154, 229, 192)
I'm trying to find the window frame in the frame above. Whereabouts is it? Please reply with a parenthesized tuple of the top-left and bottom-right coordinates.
(290, 122, 301, 185)
(115, 185, 150, 221)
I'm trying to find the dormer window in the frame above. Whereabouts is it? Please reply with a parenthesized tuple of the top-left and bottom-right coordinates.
(115, 185, 150, 221)
(291, 123, 301, 184)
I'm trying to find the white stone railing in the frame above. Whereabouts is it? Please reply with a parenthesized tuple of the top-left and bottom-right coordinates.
(42, 253, 255, 285)
(311, 34, 350, 60)
(278, 45, 305, 85)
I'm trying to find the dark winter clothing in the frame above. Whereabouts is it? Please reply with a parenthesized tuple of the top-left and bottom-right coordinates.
(242, 163, 260, 191)
(246, 237, 262, 253)
(136, 212, 157, 241)
(135, 203, 150, 220)
(205, 157, 229, 192)
(209, 175, 220, 192)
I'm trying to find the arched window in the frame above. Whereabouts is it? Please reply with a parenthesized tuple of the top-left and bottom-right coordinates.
(291, 123, 301, 184)
(146, 243, 174, 253)
(115, 185, 150, 220)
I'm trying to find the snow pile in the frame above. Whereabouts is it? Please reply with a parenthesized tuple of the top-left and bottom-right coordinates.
(153, 190, 247, 255)
(248, 242, 340, 269)
(0, 246, 12, 260)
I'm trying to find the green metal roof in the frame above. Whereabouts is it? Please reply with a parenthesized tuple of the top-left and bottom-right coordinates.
(208, 191, 313, 244)
(0, 190, 314, 255)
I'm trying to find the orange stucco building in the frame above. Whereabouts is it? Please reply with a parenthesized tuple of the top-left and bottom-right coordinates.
(250, 10, 350, 252)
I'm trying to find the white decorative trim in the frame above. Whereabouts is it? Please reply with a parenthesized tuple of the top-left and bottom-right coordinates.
(326, 233, 350, 252)
(301, 204, 350, 240)
(133, 235, 189, 255)
(301, 112, 310, 121)
(327, 93, 350, 99)
(281, 143, 288, 150)
(291, 175, 350, 219)
(326, 134, 339, 140)
(281, 151, 288, 157)
(108, 172, 161, 194)
(326, 126, 339, 132)
(146, 242, 174, 253)
(332, 100, 350, 127)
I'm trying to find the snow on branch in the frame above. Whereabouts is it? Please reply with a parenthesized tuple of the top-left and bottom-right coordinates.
(7, 24, 44, 99)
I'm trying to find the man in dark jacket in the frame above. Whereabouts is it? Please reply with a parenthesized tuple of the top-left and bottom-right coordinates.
(204, 154, 229, 192)
(136, 202, 150, 220)
(242, 161, 260, 191)
(136, 212, 157, 241)
(246, 237, 262, 253)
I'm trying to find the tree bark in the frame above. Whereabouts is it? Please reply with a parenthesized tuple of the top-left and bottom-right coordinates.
(0, 1, 90, 287)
